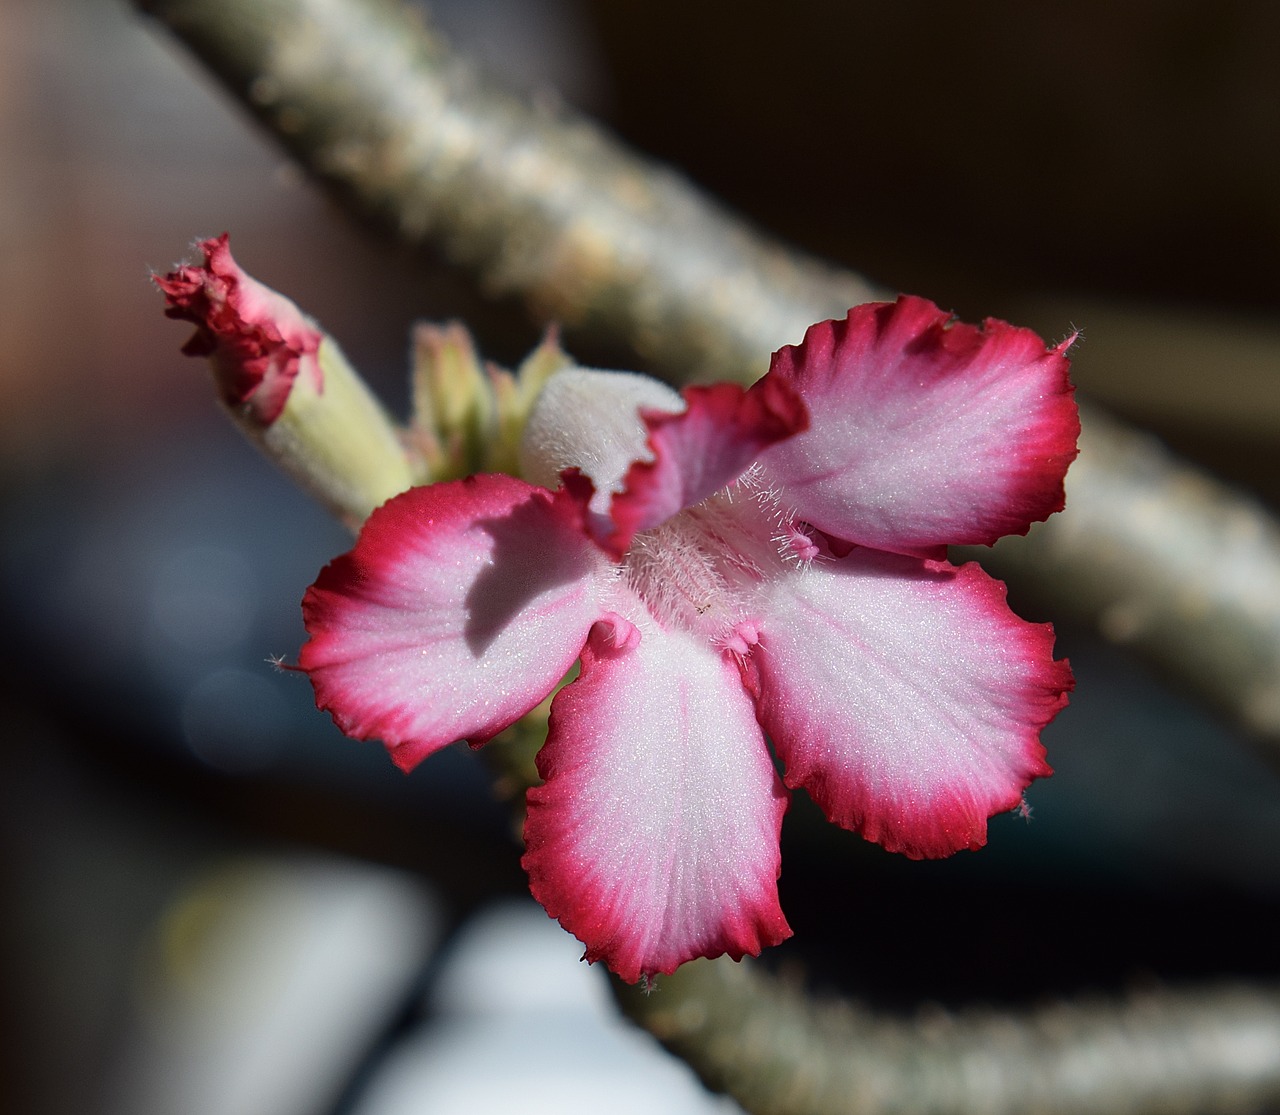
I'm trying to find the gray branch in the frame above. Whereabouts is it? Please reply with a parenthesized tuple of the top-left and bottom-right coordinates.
(966, 403, 1280, 741)
(134, 0, 874, 381)
(133, 0, 1280, 749)
(132, 0, 1280, 1111)
(617, 960, 1280, 1115)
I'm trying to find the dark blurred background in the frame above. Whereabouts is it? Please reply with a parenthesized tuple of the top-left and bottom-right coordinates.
(2, 1, 1279, 1113)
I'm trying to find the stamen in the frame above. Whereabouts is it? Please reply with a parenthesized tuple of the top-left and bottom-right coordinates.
(722, 620, 760, 656)
(776, 521, 820, 565)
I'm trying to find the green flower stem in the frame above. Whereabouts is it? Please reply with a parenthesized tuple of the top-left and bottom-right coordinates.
(254, 338, 414, 529)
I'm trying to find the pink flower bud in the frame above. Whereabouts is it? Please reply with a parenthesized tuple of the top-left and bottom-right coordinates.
(157, 234, 415, 527)
(155, 233, 323, 426)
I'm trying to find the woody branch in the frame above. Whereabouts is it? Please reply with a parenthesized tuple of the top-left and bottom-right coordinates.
(133, 1, 1280, 1112)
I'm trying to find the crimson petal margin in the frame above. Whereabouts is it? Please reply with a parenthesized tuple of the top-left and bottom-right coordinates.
(154, 233, 323, 424)
(300, 474, 611, 772)
(523, 610, 792, 983)
(745, 548, 1071, 859)
(757, 296, 1078, 557)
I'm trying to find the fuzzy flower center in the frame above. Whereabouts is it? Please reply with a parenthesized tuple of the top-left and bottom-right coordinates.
(519, 369, 821, 652)
(627, 476, 814, 652)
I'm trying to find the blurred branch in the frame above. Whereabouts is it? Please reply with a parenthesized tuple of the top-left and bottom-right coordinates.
(617, 960, 1280, 1115)
(965, 404, 1280, 742)
(134, 0, 1280, 747)
(133, 0, 873, 379)
(132, 0, 1280, 750)
(132, 1, 1280, 1112)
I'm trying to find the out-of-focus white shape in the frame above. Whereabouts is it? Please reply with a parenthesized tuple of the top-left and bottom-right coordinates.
(106, 855, 439, 1115)
(355, 899, 743, 1115)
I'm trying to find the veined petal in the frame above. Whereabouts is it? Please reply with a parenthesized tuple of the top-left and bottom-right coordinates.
(758, 296, 1078, 556)
(746, 549, 1071, 859)
(300, 474, 611, 771)
(523, 611, 791, 983)
(606, 377, 808, 557)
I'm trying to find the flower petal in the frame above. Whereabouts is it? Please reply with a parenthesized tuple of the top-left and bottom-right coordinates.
(523, 611, 791, 982)
(517, 368, 685, 520)
(758, 296, 1079, 556)
(300, 474, 610, 771)
(745, 549, 1071, 859)
(605, 376, 808, 557)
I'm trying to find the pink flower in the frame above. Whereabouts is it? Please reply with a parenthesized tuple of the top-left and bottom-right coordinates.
(299, 296, 1078, 983)
(154, 233, 322, 426)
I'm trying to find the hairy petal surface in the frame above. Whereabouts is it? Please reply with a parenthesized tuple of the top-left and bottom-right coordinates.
(300, 474, 611, 771)
(524, 611, 791, 982)
(758, 296, 1079, 556)
(746, 549, 1070, 858)
(606, 377, 808, 557)
(518, 368, 684, 520)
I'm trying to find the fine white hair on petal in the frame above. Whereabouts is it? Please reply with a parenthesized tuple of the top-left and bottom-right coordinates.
(624, 518, 740, 644)
(619, 482, 779, 646)
(734, 466, 818, 568)
(518, 369, 684, 517)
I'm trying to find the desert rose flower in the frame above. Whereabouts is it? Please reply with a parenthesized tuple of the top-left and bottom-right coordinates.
(155, 234, 413, 527)
(298, 296, 1078, 982)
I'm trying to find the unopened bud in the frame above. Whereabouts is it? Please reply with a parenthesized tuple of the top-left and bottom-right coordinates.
(487, 328, 575, 476)
(408, 321, 492, 481)
(408, 322, 576, 481)
(156, 235, 413, 528)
